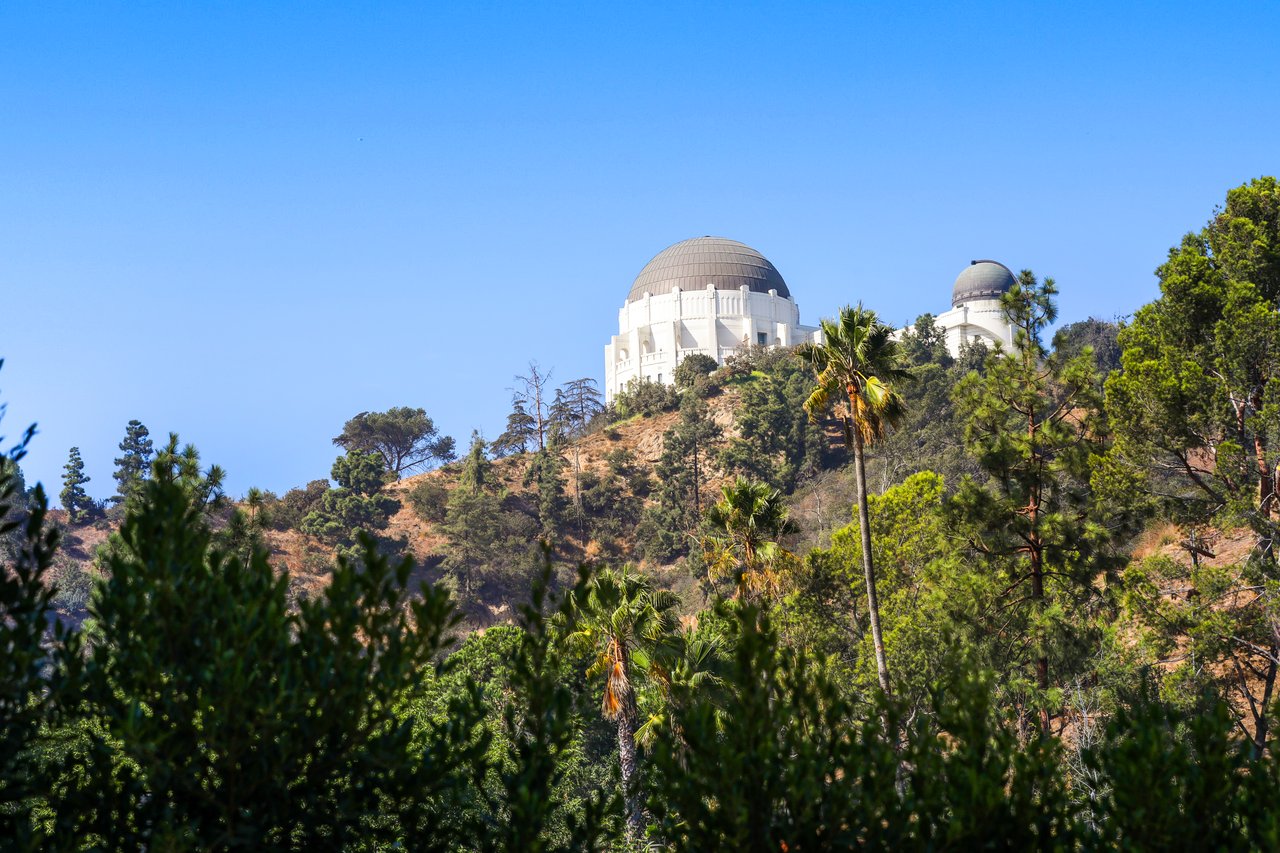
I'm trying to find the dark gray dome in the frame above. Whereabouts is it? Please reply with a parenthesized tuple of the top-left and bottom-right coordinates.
(627, 237, 790, 303)
(952, 260, 1016, 307)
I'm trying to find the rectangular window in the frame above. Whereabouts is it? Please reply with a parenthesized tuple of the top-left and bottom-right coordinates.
(757, 332, 768, 346)
(657, 373, 663, 384)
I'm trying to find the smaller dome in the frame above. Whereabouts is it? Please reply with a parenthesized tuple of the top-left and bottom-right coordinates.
(952, 260, 1016, 307)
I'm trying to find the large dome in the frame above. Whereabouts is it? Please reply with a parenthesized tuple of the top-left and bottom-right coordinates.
(627, 237, 790, 303)
(952, 260, 1016, 307)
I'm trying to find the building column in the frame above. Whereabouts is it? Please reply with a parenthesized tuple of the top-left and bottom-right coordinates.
(707, 284, 719, 361)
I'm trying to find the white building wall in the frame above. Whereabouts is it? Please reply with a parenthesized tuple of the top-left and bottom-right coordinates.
(933, 298, 1013, 355)
(604, 285, 818, 402)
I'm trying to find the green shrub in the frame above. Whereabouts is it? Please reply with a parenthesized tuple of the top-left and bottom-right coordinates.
(407, 478, 449, 524)
(611, 377, 679, 419)
(673, 353, 720, 391)
(268, 479, 329, 530)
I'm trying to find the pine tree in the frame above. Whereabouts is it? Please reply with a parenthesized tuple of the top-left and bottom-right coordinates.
(546, 379, 603, 516)
(523, 449, 567, 539)
(331, 407, 455, 477)
(554, 378, 604, 437)
(720, 356, 824, 493)
(492, 400, 538, 458)
(60, 447, 95, 523)
(299, 450, 397, 550)
(1106, 176, 1280, 754)
(441, 434, 535, 591)
(457, 431, 493, 492)
(638, 394, 722, 561)
(949, 272, 1126, 733)
(112, 419, 154, 504)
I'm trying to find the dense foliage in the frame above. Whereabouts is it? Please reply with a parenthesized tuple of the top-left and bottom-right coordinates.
(111, 419, 153, 505)
(333, 407, 457, 477)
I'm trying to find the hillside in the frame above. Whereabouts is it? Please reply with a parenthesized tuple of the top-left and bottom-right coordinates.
(46, 383, 755, 628)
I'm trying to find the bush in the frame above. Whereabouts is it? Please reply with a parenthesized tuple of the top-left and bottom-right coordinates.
(611, 377, 679, 419)
(48, 554, 93, 614)
(407, 478, 449, 524)
(269, 479, 329, 531)
(674, 353, 720, 391)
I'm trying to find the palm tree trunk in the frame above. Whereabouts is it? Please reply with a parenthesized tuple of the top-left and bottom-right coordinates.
(617, 709, 645, 842)
(853, 435, 892, 696)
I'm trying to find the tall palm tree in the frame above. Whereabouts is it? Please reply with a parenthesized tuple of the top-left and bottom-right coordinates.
(703, 477, 799, 601)
(562, 567, 679, 843)
(797, 304, 910, 696)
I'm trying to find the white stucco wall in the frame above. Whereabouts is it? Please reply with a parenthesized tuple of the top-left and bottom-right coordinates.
(604, 284, 818, 402)
(934, 298, 1013, 355)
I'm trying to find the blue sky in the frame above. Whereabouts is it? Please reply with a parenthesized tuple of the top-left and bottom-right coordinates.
(3, 1, 1278, 497)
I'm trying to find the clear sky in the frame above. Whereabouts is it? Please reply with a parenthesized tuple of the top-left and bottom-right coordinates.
(3, 1, 1278, 498)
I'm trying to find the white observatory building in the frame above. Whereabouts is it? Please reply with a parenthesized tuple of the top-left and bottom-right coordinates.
(931, 259, 1017, 355)
(603, 237, 819, 402)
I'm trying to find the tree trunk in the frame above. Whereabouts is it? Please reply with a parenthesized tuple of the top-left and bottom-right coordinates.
(1253, 649, 1277, 758)
(617, 707, 645, 843)
(1029, 548, 1051, 734)
(1026, 402, 1051, 735)
(853, 435, 892, 696)
(691, 436, 701, 521)
(1252, 392, 1273, 524)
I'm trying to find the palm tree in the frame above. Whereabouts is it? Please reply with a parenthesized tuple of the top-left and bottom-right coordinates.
(562, 567, 679, 843)
(635, 628, 726, 767)
(797, 304, 910, 696)
(703, 478, 799, 601)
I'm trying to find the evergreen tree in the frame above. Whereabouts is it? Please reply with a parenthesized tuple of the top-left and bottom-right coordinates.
(637, 394, 722, 561)
(53, 450, 618, 849)
(492, 399, 538, 458)
(0, 384, 65, 847)
(866, 315, 979, 493)
(720, 355, 823, 492)
(457, 431, 492, 492)
(299, 450, 398, 551)
(546, 388, 573, 449)
(547, 378, 604, 517)
(1106, 176, 1280, 753)
(552, 378, 604, 438)
(523, 448, 568, 539)
(611, 377, 680, 418)
(898, 313, 953, 368)
(949, 271, 1126, 733)
(219, 487, 271, 558)
(578, 451, 646, 554)
(1052, 317, 1122, 375)
(160, 438, 227, 512)
(0, 458, 27, 561)
(112, 419, 154, 504)
(442, 434, 537, 592)
(332, 407, 456, 477)
(59, 447, 95, 523)
(800, 471, 958, 714)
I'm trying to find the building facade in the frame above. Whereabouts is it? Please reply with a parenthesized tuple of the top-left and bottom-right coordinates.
(604, 237, 819, 402)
